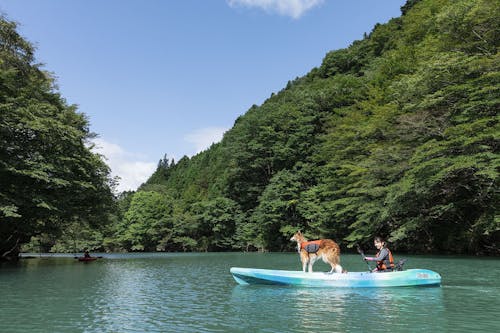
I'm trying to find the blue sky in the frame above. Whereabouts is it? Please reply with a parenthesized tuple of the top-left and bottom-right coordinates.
(0, 0, 406, 192)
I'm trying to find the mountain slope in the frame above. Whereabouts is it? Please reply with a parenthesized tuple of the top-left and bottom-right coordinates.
(126, 0, 499, 254)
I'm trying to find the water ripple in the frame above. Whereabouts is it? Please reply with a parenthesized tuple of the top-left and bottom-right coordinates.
(1, 253, 499, 332)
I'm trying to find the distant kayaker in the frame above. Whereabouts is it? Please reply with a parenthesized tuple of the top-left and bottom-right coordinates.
(363, 236, 394, 272)
(83, 249, 91, 258)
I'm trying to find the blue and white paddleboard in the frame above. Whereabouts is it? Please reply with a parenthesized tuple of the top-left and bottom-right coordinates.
(230, 267, 441, 287)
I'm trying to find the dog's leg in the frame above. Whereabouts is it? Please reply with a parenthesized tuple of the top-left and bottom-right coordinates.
(308, 255, 317, 273)
(327, 261, 343, 274)
(322, 254, 335, 273)
(328, 264, 343, 273)
(300, 252, 308, 272)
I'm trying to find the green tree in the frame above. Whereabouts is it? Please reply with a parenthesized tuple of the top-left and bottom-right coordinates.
(190, 197, 242, 251)
(250, 169, 306, 251)
(0, 17, 115, 260)
(118, 191, 174, 251)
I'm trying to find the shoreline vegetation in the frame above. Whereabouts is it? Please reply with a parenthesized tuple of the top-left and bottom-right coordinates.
(1, 0, 499, 261)
(16, 250, 500, 259)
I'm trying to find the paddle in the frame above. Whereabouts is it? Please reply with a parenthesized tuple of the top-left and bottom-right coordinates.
(356, 244, 372, 272)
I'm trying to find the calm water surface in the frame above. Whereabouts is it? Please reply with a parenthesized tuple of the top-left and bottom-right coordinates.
(1, 253, 499, 332)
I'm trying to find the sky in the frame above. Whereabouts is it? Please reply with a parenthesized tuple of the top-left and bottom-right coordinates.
(0, 0, 406, 192)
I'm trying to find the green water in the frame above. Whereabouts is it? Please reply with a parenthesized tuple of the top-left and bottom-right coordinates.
(1, 253, 499, 332)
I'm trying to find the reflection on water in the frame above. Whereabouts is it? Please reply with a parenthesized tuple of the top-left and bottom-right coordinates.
(1, 253, 499, 332)
(230, 284, 445, 332)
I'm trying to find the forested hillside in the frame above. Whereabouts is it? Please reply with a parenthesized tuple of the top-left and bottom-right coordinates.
(105, 0, 498, 254)
(10, 0, 499, 256)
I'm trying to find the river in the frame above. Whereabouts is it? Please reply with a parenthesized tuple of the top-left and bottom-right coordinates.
(1, 252, 499, 332)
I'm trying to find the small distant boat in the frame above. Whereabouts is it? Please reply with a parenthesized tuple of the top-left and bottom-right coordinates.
(230, 267, 441, 287)
(76, 256, 99, 262)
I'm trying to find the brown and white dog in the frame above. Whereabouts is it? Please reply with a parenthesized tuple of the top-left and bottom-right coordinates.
(290, 231, 344, 273)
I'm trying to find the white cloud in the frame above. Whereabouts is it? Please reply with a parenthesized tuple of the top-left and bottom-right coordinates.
(185, 127, 228, 154)
(90, 128, 227, 193)
(227, 0, 324, 19)
(91, 138, 156, 193)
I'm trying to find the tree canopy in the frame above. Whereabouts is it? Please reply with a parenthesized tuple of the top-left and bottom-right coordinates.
(0, 17, 116, 260)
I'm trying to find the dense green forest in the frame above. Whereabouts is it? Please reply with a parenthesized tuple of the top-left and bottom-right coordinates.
(0, 17, 116, 260)
(2, 0, 499, 259)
